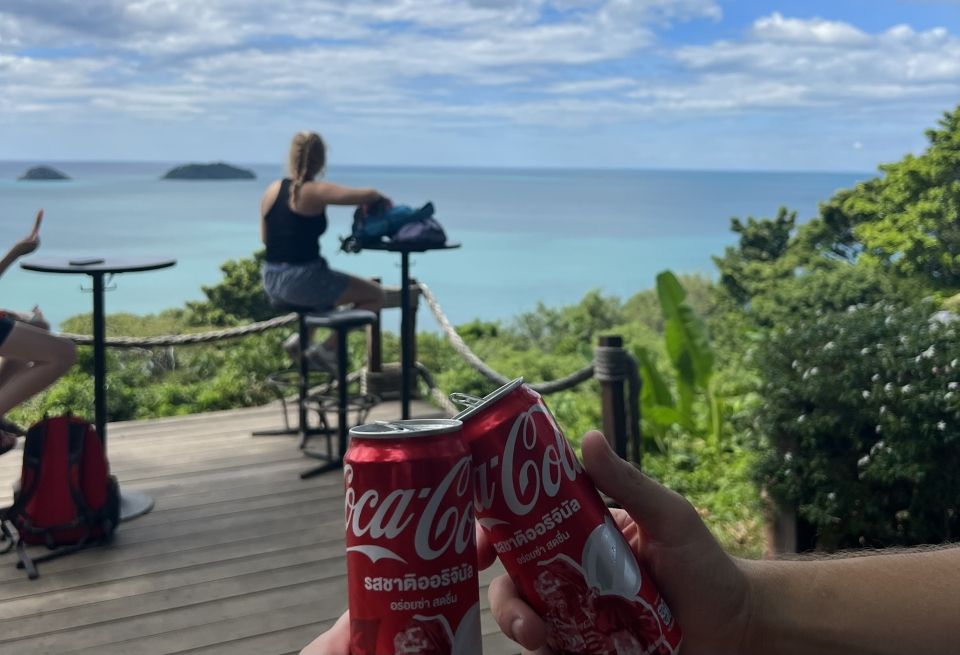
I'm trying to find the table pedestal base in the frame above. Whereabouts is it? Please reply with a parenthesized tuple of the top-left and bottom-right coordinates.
(119, 489, 155, 522)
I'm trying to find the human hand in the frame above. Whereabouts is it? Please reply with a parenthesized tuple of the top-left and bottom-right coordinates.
(300, 611, 350, 655)
(485, 430, 754, 655)
(11, 209, 43, 258)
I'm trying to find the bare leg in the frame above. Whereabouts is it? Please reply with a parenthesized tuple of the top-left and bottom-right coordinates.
(0, 322, 76, 417)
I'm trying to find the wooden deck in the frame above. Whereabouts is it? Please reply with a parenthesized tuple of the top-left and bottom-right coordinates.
(0, 400, 518, 655)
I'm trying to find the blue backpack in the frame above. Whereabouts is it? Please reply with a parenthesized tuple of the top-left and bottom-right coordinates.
(341, 201, 445, 252)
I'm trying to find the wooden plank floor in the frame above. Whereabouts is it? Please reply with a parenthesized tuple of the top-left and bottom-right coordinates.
(0, 400, 518, 655)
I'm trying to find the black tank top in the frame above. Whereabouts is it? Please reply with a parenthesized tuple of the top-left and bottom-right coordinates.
(263, 179, 327, 263)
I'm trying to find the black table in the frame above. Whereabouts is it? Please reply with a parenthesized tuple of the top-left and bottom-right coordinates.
(21, 256, 176, 521)
(364, 242, 460, 419)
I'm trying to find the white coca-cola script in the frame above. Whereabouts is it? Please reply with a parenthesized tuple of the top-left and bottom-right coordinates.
(474, 404, 583, 517)
(345, 455, 474, 563)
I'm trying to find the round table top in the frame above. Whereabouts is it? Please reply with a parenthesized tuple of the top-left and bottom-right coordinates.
(21, 256, 177, 275)
(363, 241, 461, 254)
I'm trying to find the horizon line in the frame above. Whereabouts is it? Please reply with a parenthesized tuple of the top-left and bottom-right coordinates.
(0, 159, 875, 178)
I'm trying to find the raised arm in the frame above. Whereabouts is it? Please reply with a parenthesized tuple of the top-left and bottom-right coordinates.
(0, 210, 43, 278)
(307, 181, 384, 207)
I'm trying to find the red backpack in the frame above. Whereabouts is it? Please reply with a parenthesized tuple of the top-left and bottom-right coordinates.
(1, 415, 120, 579)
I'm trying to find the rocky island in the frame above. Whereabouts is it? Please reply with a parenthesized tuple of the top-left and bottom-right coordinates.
(19, 165, 70, 181)
(162, 162, 256, 180)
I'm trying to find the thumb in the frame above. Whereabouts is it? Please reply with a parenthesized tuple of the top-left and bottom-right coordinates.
(580, 430, 703, 545)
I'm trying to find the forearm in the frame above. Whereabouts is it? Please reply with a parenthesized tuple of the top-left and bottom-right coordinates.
(740, 548, 960, 655)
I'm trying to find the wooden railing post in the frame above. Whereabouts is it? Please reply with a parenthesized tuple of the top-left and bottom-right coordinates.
(597, 335, 628, 460)
(366, 277, 382, 374)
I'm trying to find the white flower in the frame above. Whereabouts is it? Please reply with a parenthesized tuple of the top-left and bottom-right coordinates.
(884, 383, 894, 393)
(796, 415, 806, 424)
(879, 405, 887, 415)
(937, 421, 947, 431)
(809, 367, 819, 376)
(949, 382, 959, 391)
(922, 346, 936, 359)
(870, 440, 885, 455)
(872, 373, 881, 382)
(862, 390, 871, 399)
(784, 451, 794, 462)
(952, 359, 959, 368)
(861, 347, 871, 355)
(792, 360, 800, 370)
(946, 392, 955, 401)
(824, 341, 836, 351)
(858, 455, 871, 468)
(827, 492, 836, 501)
(876, 424, 883, 434)
(901, 384, 913, 394)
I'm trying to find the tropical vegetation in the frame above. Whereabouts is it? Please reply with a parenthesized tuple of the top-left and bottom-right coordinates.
(9, 105, 960, 556)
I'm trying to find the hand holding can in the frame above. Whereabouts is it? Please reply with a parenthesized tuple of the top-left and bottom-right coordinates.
(454, 380, 682, 655)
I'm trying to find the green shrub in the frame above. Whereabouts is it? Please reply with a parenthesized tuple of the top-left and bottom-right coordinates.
(756, 301, 960, 550)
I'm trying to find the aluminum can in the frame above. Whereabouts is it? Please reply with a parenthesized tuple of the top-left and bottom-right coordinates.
(453, 380, 681, 655)
(344, 419, 482, 655)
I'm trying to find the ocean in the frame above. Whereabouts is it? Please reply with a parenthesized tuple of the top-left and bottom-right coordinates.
(0, 161, 868, 333)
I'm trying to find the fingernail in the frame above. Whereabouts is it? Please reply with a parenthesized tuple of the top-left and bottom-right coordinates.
(510, 617, 524, 640)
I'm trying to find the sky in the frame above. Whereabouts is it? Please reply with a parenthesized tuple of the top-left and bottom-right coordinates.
(1, 0, 959, 171)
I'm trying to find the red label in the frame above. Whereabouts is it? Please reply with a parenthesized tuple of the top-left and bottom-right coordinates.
(468, 389, 681, 655)
(344, 451, 482, 655)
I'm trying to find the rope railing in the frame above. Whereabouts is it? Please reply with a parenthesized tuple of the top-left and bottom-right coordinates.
(60, 313, 298, 348)
(418, 282, 595, 395)
(56, 280, 631, 405)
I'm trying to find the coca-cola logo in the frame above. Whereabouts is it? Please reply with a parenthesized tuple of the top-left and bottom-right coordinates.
(345, 455, 475, 563)
(474, 404, 582, 517)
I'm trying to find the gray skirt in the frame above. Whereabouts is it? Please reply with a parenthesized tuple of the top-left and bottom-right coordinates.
(262, 258, 350, 311)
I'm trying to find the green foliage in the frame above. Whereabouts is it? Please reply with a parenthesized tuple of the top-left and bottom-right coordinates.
(755, 301, 960, 550)
(819, 108, 960, 292)
(637, 271, 722, 444)
(713, 207, 798, 306)
(185, 250, 273, 325)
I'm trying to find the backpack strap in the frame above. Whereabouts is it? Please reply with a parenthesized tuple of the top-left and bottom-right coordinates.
(4, 420, 47, 519)
(67, 420, 94, 521)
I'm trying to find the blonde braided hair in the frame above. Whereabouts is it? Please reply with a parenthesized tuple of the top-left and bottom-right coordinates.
(287, 131, 326, 206)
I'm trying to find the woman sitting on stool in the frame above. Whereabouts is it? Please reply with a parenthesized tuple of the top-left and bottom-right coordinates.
(260, 131, 386, 374)
(0, 210, 77, 455)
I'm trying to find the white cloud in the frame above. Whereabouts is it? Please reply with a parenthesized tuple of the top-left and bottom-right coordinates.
(673, 13, 960, 111)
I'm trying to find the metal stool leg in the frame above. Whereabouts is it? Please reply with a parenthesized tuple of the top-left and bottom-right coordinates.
(301, 325, 350, 479)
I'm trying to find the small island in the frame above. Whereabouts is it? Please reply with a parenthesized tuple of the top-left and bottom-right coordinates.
(19, 165, 70, 181)
(162, 162, 256, 180)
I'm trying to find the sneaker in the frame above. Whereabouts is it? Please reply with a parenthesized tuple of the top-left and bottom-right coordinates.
(305, 344, 340, 377)
(282, 333, 301, 360)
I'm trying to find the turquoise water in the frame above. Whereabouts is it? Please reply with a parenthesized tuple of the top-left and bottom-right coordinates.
(0, 161, 868, 331)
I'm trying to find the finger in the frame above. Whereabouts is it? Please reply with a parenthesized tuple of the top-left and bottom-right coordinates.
(488, 574, 548, 651)
(476, 522, 498, 569)
(31, 209, 43, 236)
(581, 430, 704, 544)
(299, 610, 350, 655)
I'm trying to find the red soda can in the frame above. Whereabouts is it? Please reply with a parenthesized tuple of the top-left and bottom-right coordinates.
(453, 379, 682, 655)
(344, 419, 482, 655)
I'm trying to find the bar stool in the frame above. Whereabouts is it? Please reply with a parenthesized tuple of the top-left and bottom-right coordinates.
(300, 308, 378, 479)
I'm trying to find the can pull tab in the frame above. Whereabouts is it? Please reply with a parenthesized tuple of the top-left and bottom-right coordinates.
(374, 420, 415, 431)
(449, 393, 483, 409)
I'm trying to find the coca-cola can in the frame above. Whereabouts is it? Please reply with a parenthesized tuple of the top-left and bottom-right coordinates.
(453, 379, 682, 655)
(344, 419, 482, 655)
